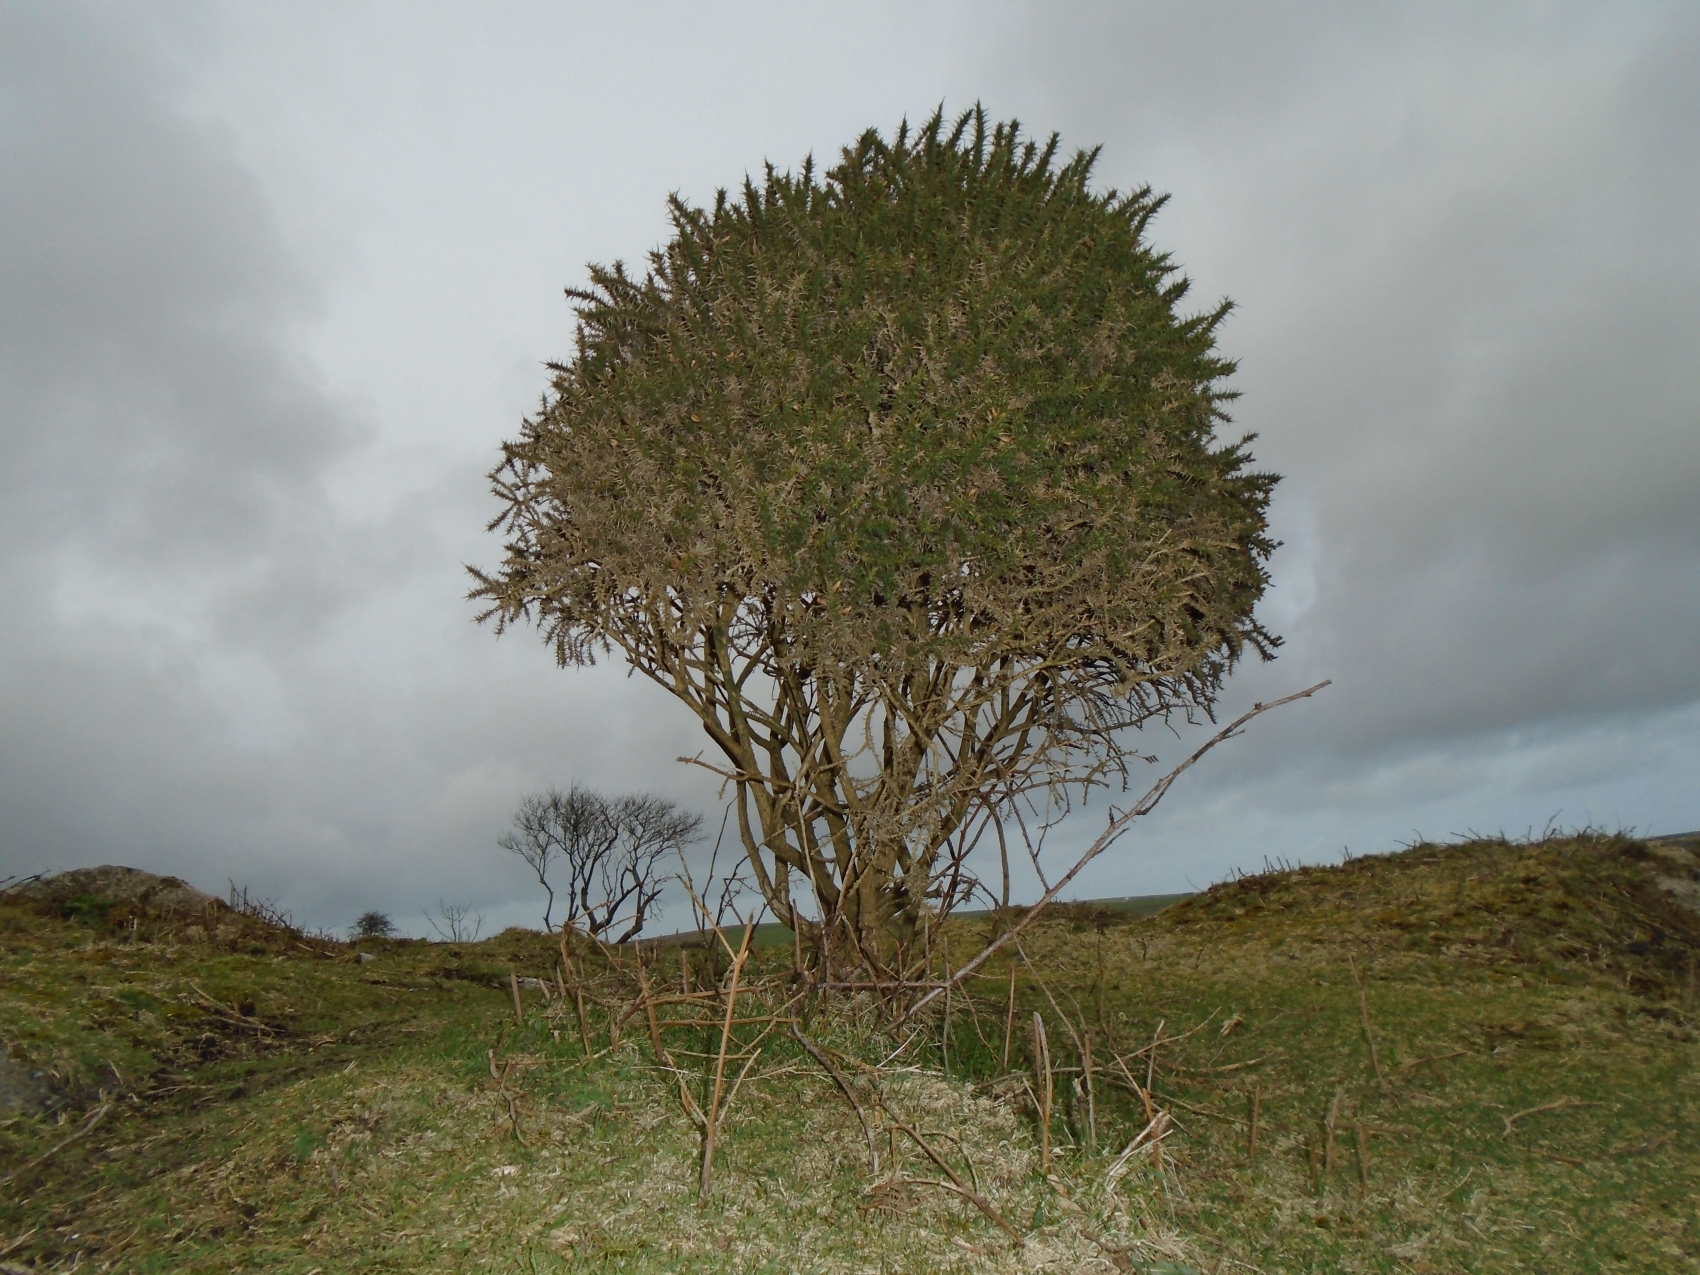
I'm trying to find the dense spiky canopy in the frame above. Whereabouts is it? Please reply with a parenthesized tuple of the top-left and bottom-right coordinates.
(477, 108, 1275, 695)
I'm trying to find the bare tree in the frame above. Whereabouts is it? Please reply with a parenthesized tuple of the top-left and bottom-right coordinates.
(500, 786, 701, 941)
(425, 899, 483, 943)
(500, 788, 584, 930)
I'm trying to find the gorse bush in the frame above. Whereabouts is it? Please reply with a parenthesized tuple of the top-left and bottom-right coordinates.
(351, 911, 395, 940)
(474, 106, 1279, 969)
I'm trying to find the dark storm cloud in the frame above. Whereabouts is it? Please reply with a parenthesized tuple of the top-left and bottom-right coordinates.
(0, 8, 348, 563)
(2, 2, 1693, 931)
(0, 4, 368, 877)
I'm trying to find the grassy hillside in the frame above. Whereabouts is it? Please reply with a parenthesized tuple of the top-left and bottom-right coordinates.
(2, 831, 1695, 1272)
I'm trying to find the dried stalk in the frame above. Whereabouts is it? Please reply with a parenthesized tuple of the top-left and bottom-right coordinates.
(509, 970, 526, 1027)
(699, 919, 757, 1202)
(1032, 1012, 1053, 1174)
(1348, 955, 1391, 1096)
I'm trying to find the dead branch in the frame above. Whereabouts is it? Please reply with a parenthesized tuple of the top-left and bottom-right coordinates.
(0, 1104, 112, 1189)
(1501, 1097, 1601, 1136)
(874, 1100, 1023, 1246)
(789, 1023, 878, 1175)
(901, 680, 1330, 1023)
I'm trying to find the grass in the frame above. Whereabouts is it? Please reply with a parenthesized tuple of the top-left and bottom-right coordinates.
(1, 830, 1696, 1272)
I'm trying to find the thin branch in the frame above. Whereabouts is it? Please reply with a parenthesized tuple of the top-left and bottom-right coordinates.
(901, 680, 1331, 1021)
(0, 1104, 112, 1189)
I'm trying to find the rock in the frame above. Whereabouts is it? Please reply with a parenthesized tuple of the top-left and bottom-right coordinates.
(1646, 839, 1700, 917)
(0, 1053, 56, 1116)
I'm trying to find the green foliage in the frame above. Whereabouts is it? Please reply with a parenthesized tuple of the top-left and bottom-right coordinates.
(56, 893, 119, 926)
(352, 910, 396, 940)
(477, 105, 1275, 680)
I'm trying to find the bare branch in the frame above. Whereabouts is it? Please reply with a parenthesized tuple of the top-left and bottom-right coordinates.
(900, 680, 1330, 1022)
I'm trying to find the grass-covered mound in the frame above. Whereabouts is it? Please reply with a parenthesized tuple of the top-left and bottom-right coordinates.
(1, 831, 1695, 1272)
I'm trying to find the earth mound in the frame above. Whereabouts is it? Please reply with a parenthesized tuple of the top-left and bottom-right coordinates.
(6, 865, 223, 917)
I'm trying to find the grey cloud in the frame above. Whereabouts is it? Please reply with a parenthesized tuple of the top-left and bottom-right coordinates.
(0, 5, 372, 888)
(985, 3, 1700, 780)
(2, 2, 1694, 934)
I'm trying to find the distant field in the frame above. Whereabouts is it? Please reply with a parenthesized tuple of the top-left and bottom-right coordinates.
(645, 891, 1199, 951)
(2, 832, 1696, 1272)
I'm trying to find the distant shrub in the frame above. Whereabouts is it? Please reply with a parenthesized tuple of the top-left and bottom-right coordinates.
(351, 911, 396, 940)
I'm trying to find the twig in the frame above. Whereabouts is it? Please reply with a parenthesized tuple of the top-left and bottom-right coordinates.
(634, 958, 705, 1129)
(0, 1228, 38, 1260)
(1348, 955, 1392, 1098)
(1248, 1085, 1261, 1159)
(1114, 1009, 1221, 1060)
(789, 1024, 877, 1175)
(1002, 966, 1016, 1072)
(900, 681, 1331, 1022)
(1355, 1123, 1370, 1197)
(1105, 1111, 1172, 1187)
(487, 1049, 525, 1143)
(940, 937, 952, 1072)
(1608, 1134, 1670, 1158)
(1118, 1088, 1217, 1128)
(1166, 1055, 1267, 1078)
(1110, 1050, 1155, 1127)
(699, 917, 756, 1202)
(1032, 1012, 1053, 1175)
(1397, 1049, 1468, 1077)
(559, 934, 591, 1053)
(876, 1102, 1023, 1246)
(1324, 1088, 1342, 1173)
(0, 1104, 112, 1188)
(509, 969, 525, 1027)
(1501, 1097, 1601, 1136)
(935, 1129, 984, 1198)
(186, 982, 276, 1034)
(1082, 1030, 1098, 1152)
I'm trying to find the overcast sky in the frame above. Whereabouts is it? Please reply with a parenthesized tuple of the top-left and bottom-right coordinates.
(3, 2, 1696, 937)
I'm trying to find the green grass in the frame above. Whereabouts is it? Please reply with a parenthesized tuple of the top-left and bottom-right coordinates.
(2, 831, 1696, 1272)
